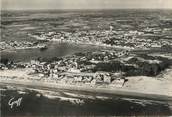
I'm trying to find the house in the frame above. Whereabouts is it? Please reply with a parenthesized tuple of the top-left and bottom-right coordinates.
(74, 76, 83, 82)
(30, 60, 40, 65)
(111, 78, 125, 88)
(83, 76, 93, 82)
(103, 75, 111, 84)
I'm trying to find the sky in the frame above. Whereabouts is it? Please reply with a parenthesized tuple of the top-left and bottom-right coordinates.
(1, 0, 172, 10)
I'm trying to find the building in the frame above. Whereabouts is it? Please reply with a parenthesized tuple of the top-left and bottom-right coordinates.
(111, 78, 125, 88)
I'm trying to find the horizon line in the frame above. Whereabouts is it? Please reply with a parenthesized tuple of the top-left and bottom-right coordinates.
(2, 8, 172, 11)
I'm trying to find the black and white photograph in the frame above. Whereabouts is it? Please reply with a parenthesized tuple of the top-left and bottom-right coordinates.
(1, 0, 172, 116)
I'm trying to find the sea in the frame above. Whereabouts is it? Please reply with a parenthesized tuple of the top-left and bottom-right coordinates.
(1, 85, 172, 116)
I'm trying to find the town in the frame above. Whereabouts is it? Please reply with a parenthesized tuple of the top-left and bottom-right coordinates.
(1, 50, 172, 88)
(29, 26, 172, 50)
(0, 41, 47, 51)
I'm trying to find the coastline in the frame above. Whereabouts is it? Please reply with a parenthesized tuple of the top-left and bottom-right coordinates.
(0, 66, 172, 101)
(0, 78, 172, 101)
(0, 40, 131, 53)
(43, 39, 136, 50)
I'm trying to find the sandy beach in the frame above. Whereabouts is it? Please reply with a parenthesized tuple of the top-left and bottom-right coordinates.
(0, 68, 172, 101)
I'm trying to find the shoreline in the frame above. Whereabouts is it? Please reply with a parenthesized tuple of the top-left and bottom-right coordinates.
(0, 79, 172, 101)
(1, 40, 159, 53)
(0, 41, 132, 53)
(51, 39, 134, 49)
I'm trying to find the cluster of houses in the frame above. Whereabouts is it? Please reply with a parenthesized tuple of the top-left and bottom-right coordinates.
(29, 50, 129, 76)
(29, 26, 172, 50)
(28, 51, 127, 87)
(0, 41, 46, 51)
(57, 72, 125, 88)
(30, 30, 111, 46)
(30, 67, 126, 88)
